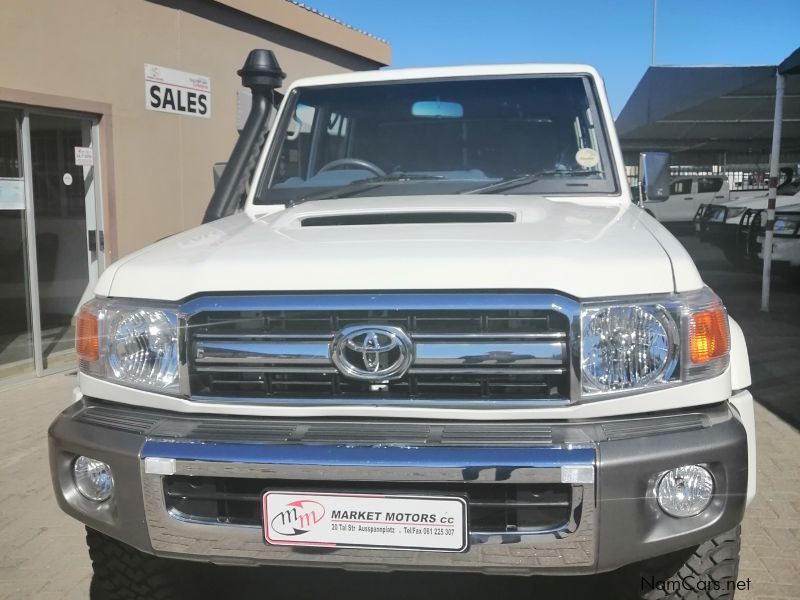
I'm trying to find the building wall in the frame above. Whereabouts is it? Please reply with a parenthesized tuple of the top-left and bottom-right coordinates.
(0, 0, 386, 260)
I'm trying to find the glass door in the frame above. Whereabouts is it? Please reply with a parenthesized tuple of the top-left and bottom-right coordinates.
(27, 112, 101, 372)
(0, 108, 34, 378)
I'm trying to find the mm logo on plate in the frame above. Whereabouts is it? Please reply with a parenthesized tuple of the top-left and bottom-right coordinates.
(269, 498, 326, 536)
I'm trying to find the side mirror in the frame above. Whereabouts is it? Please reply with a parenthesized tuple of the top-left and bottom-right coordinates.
(639, 152, 671, 203)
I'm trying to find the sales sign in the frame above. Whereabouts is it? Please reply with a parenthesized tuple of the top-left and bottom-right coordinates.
(145, 64, 210, 118)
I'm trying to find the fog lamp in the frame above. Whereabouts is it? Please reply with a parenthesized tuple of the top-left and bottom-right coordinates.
(656, 465, 713, 517)
(73, 456, 114, 502)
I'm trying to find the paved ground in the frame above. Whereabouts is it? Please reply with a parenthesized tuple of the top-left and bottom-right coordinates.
(0, 373, 89, 600)
(0, 233, 798, 599)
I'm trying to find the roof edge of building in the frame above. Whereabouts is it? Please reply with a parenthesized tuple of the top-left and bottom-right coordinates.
(646, 63, 777, 69)
(217, 0, 390, 66)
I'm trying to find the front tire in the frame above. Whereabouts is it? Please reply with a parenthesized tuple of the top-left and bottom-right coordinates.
(86, 527, 198, 600)
(624, 526, 742, 599)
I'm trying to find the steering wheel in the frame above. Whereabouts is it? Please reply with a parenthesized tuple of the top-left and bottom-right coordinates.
(317, 158, 385, 177)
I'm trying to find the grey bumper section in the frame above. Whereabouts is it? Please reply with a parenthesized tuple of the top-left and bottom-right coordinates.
(48, 399, 747, 575)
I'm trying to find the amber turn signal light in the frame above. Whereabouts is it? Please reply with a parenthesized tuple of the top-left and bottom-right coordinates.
(76, 309, 99, 362)
(688, 307, 729, 364)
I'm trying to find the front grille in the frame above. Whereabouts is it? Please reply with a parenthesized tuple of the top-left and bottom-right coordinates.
(163, 476, 573, 535)
(186, 297, 574, 404)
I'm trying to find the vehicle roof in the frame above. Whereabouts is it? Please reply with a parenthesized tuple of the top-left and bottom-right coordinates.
(287, 64, 602, 90)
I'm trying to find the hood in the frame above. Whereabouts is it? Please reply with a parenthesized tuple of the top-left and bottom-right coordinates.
(727, 187, 800, 208)
(722, 191, 800, 223)
(97, 196, 694, 301)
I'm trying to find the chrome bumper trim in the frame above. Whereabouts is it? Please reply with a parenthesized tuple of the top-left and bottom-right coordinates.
(141, 440, 595, 470)
(141, 442, 597, 572)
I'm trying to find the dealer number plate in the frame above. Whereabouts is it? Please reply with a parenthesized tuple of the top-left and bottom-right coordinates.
(263, 491, 468, 552)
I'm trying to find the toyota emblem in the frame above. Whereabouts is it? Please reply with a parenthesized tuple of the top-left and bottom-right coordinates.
(331, 325, 413, 381)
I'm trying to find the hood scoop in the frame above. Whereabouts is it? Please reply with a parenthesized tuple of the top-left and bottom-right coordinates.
(301, 211, 516, 227)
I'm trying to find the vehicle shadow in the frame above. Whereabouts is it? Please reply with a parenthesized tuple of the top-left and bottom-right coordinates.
(191, 564, 633, 599)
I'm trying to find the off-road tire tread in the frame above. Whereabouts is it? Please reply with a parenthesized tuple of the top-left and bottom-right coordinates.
(86, 527, 189, 600)
(639, 526, 742, 600)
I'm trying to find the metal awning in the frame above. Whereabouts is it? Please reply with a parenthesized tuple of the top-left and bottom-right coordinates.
(779, 47, 800, 75)
(617, 47, 800, 312)
(616, 56, 800, 155)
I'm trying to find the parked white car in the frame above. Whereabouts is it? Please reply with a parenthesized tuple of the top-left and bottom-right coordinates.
(758, 204, 800, 269)
(696, 180, 800, 264)
(48, 54, 754, 600)
(644, 175, 763, 223)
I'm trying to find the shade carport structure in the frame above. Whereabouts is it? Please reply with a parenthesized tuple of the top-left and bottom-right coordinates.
(616, 47, 800, 311)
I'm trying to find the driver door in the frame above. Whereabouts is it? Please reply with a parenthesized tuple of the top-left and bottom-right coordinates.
(648, 177, 694, 223)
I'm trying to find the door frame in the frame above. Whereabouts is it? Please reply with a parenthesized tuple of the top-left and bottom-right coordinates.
(21, 108, 104, 375)
(0, 88, 115, 377)
(0, 86, 117, 262)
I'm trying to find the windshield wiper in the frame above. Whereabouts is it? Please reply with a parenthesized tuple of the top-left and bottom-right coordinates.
(463, 169, 603, 195)
(288, 173, 445, 207)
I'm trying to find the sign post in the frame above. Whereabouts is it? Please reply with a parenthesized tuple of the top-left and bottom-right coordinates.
(760, 70, 785, 313)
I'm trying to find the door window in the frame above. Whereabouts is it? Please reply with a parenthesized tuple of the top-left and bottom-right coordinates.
(697, 177, 723, 194)
(273, 103, 315, 185)
(669, 179, 692, 195)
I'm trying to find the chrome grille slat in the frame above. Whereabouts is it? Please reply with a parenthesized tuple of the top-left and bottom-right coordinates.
(195, 366, 335, 373)
(194, 333, 335, 340)
(412, 332, 566, 340)
(408, 367, 565, 375)
(195, 340, 565, 369)
(185, 295, 575, 404)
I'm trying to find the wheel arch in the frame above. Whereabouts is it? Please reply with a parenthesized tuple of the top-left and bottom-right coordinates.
(728, 317, 751, 391)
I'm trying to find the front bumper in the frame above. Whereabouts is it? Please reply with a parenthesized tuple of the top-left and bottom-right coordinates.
(49, 397, 748, 575)
(758, 236, 800, 267)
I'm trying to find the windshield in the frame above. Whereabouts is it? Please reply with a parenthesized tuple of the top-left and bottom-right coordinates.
(255, 75, 618, 205)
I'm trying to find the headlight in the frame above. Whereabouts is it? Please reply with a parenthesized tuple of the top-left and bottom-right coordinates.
(581, 288, 729, 398)
(773, 214, 800, 235)
(76, 299, 180, 394)
(582, 305, 679, 393)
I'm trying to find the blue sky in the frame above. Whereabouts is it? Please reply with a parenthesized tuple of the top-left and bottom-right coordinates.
(306, 0, 798, 115)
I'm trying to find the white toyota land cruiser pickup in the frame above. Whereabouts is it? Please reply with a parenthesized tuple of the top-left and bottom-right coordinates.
(49, 51, 755, 600)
